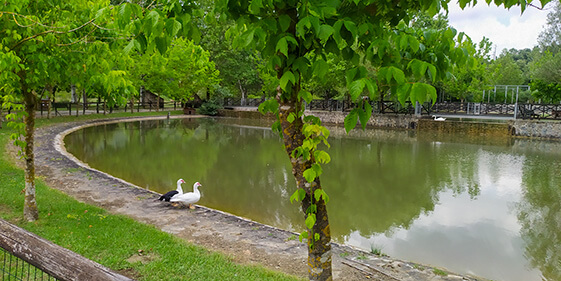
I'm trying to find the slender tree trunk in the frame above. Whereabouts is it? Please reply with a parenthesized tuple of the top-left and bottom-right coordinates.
(275, 6, 332, 279)
(20, 74, 38, 221)
(75, 89, 81, 117)
(156, 94, 160, 112)
(238, 80, 246, 106)
(82, 89, 87, 115)
(71, 84, 77, 103)
(48, 86, 57, 119)
(277, 89, 332, 280)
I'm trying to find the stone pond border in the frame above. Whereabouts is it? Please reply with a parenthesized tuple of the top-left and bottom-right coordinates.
(28, 114, 482, 281)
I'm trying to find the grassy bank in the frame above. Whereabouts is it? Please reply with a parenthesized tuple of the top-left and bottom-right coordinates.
(0, 112, 301, 281)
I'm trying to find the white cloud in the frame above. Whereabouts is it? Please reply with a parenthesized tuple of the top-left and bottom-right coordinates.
(447, 2, 550, 53)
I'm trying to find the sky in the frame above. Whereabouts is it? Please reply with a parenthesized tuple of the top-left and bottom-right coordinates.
(446, 1, 552, 54)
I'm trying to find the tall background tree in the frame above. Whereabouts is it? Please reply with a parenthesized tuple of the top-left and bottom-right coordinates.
(531, 1, 561, 103)
(538, 0, 561, 54)
(0, 0, 201, 221)
(2, 1, 555, 280)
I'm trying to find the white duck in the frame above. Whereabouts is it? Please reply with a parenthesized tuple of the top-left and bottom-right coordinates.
(158, 179, 186, 202)
(170, 182, 202, 209)
(432, 115, 446, 121)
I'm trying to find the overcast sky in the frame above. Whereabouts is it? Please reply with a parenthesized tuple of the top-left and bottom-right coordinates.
(447, 1, 551, 54)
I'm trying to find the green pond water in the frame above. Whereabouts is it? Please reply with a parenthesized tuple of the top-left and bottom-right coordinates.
(64, 117, 561, 281)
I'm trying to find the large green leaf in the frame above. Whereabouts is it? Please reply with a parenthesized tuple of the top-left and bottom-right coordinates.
(397, 83, 412, 105)
(276, 37, 288, 57)
(290, 188, 307, 203)
(427, 63, 437, 82)
(345, 67, 358, 85)
(314, 150, 331, 164)
(249, 0, 263, 14)
(165, 19, 182, 38)
(390, 66, 405, 84)
(279, 14, 291, 32)
(411, 83, 437, 105)
(117, 3, 132, 30)
(409, 35, 420, 52)
(299, 89, 313, 103)
(154, 36, 168, 54)
(296, 16, 310, 36)
(318, 24, 334, 42)
(258, 99, 279, 114)
(303, 168, 317, 183)
(313, 59, 328, 79)
(408, 59, 428, 79)
(364, 79, 378, 100)
(358, 102, 372, 130)
(279, 71, 296, 90)
(311, 163, 323, 177)
(349, 78, 365, 101)
(343, 20, 357, 38)
(293, 57, 310, 76)
(147, 10, 160, 28)
(305, 214, 316, 229)
(313, 189, 330, 204)
(344, 108, 358, 133)
(123, 39, 136, 54)
(242, 29, 255, 48)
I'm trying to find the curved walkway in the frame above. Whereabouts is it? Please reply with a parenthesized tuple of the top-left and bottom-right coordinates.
(31, 115, 481, 281)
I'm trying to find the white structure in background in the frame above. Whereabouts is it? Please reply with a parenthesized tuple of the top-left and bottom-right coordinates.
(482, 85, 532, 119)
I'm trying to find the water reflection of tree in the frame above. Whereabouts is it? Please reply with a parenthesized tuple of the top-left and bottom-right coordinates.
(518, 158, 561, 280)
(200, 122, 302, 230)
(66, 119, 303, 229)
(65, 119, 226, 190)
(66, 120, 490, 240)
(325, 135, 482, 239)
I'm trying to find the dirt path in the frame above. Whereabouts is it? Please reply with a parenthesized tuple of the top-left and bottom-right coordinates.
(17, 115, 482, 281)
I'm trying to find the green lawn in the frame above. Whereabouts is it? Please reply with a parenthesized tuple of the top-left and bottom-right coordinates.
(0, 112, 301, 281)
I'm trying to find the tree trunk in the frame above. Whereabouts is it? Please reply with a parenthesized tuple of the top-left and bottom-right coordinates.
(47, 86, 53, 119)
(238, 80, 246, 106)
(75, 88, 81, 117)
(82, 89, 87, 115)
(21, 74, 38, 221)
(156, 94, 160, 112)
(130, 98, 134, 114)
(277, 90, 332, 280)
(276, 5, 332, 279)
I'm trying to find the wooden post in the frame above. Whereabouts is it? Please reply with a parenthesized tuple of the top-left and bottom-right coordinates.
(0, 219, 133, 281)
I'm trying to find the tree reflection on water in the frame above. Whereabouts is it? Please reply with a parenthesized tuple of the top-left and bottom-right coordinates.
(65, 117, 561, 281)
(518, 154, 561, 281)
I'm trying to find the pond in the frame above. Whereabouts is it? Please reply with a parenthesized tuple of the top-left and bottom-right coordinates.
(64, 117, 561, 281)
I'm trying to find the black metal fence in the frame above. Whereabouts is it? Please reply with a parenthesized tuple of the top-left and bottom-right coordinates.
(0, 248, 56, 280)
(4, 98, 558, 120)
(37, 101, 183, 117)
(222, 98, 561, 120)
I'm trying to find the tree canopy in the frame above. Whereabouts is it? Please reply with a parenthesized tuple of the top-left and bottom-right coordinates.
(1, 0, 556, 280)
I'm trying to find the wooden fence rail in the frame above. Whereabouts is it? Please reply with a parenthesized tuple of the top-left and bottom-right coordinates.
(0, 219, 133, 281)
